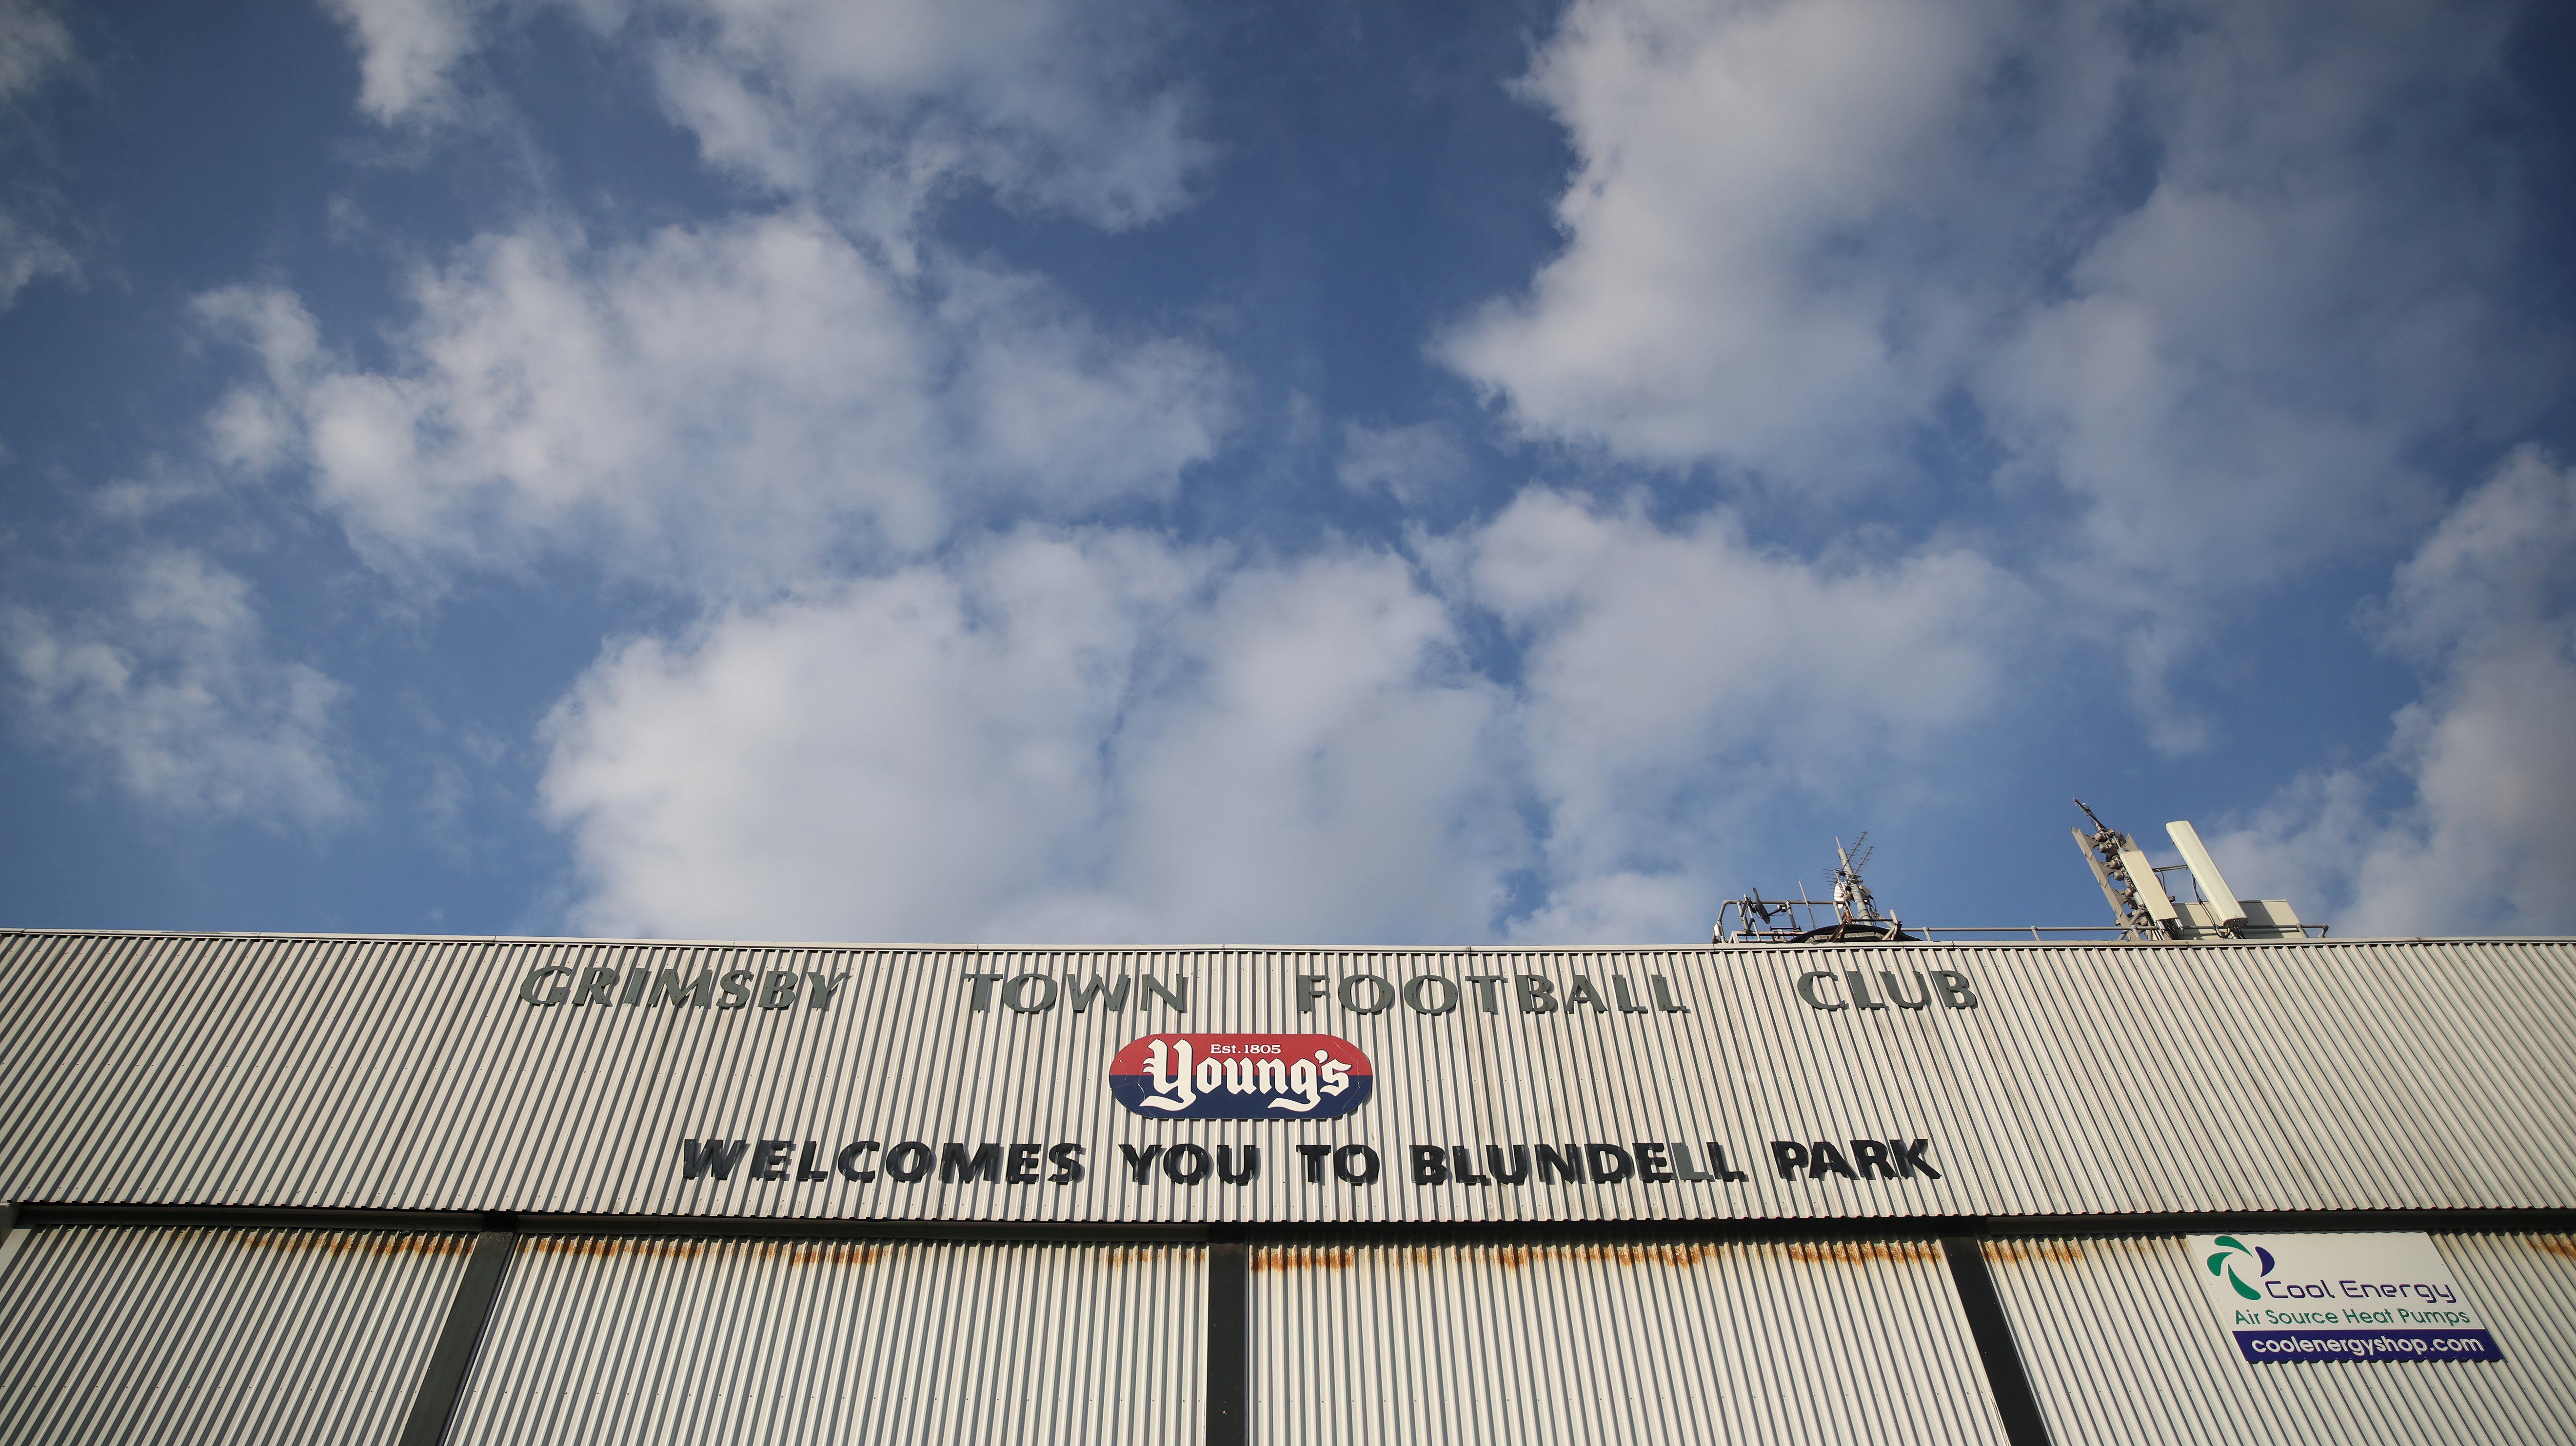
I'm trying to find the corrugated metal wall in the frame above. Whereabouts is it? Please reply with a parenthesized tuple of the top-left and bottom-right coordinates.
(446, 1237, 1204, 1445)
(1249, 1240, 2006, 1445)
(1984, 1233, 2576, 1444)
(4, 930, 2574, 1222)
(0, 1226, 470, 1446)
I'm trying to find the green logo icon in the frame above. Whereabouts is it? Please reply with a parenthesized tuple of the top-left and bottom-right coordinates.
(2205, 1236, 2275, 1300)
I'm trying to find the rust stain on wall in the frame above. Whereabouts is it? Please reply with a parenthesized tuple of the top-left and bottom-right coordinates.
(235, 1231, 471, 1259)
(1984, 1241, 2086, 1264)
(1785, 1241, 1942, 1266)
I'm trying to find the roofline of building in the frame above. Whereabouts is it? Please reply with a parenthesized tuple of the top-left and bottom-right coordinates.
(5, 925, 2572, 951)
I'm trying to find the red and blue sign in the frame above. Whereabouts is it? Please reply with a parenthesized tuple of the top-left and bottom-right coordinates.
(1108, 1034, 1373, 1120)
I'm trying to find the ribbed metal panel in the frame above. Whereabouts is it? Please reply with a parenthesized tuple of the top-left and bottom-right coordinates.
(2, 930, 2573, 1221)
(1250, 1240, 2004, 1444)
(1985, 1233, 2576, 1444)
(446, 1237, 1202, 1444)
(0, 1226, 470, 1445)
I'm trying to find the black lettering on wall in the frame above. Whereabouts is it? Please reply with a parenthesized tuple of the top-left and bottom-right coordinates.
(1852, 1139, 1894, 1179)
(940, 1143, 1002, 1184)
(1806, 1141, 1858, 1180)
(750, 1140, 792, 1181)
(1410, 1145, 1450, 1186)
(1047, 1143, 1087, 1185)
(1535, 1144, 1584, 1185)
(679, 1138, 749, 1181)
(1121, 1143, 1164, 1184)
(1141, 974, 1191, 1014)
(1164, 1144, 1212, 1186)
(882, 1142, 933, 1182)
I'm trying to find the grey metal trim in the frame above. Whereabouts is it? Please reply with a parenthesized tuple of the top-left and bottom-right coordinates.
(1944, 1237, 2052, 1446)
(12, 1203, 1214, 1242)
(397, 1230, 515, 1446)
(12, 1201, 2576, 1243)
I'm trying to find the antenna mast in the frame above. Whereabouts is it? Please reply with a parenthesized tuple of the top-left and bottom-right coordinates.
(2072, 799, 2181, 941)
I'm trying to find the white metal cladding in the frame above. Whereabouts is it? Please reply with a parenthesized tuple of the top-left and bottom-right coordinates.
(1249, 1240, 2005, 1445)
(1983, 1233, 2576, 1444)
(2, 929, 2575, 1221)
(446, 1237, 1203, 1445)
(0, 1226, 469, 1446)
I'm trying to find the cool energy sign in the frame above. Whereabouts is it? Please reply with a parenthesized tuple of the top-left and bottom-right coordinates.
(2192, 1233, 2502, 1364)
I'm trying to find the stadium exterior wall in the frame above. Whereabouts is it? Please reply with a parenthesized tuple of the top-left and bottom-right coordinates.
(2, 928, 2572, 1444)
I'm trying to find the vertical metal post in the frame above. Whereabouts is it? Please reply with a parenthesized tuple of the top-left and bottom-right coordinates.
(1207, 1239, 1249, 1446)
(397, 1228, 517, 1446)
(1942, 1236, 2052, 1446)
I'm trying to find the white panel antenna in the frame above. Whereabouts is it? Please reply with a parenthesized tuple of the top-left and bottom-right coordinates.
(2166, 821, 2246, 928)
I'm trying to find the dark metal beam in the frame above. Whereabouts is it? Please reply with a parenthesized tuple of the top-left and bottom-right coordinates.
(396, 1228, 517, 1446)
(1944, 1236, 2053, 1446)
(1207, 1240, 1249, 1446)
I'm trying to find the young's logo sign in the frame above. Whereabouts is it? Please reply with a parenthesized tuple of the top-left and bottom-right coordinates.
(1109, 1034, 1372, 1120)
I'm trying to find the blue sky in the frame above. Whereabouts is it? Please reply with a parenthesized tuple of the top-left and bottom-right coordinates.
(2, 0, 2572, 944)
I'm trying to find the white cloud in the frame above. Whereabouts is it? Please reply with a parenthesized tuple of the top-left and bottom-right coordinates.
(198, 212, 1227, 594)
(1441, 0, 2035, 475)
(0, 0, 71, 101)
(2, 550, 355, 826)
(319, 0, 1204, 231)
(1452, 488, 2018, 940)
(317, 0, 502, 124)
(534, 486, 2028, 946)
(1337, 421, 1469, 510)
(2214, 449, 2576, 936)
(634, 0, 1205, 231)
(538, 528, 1518, 944)
(0, 0, 79, 311)
(1447, 0, 2542, 745)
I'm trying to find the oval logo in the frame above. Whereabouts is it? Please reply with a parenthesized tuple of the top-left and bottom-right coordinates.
(1108, 1034, 1374, 1120)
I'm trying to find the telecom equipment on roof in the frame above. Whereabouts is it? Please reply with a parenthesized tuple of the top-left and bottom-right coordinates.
(1714, 832, 1917, 944)
(2073, 799, 2303, 940)
(1714, 803, 2317, 943)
